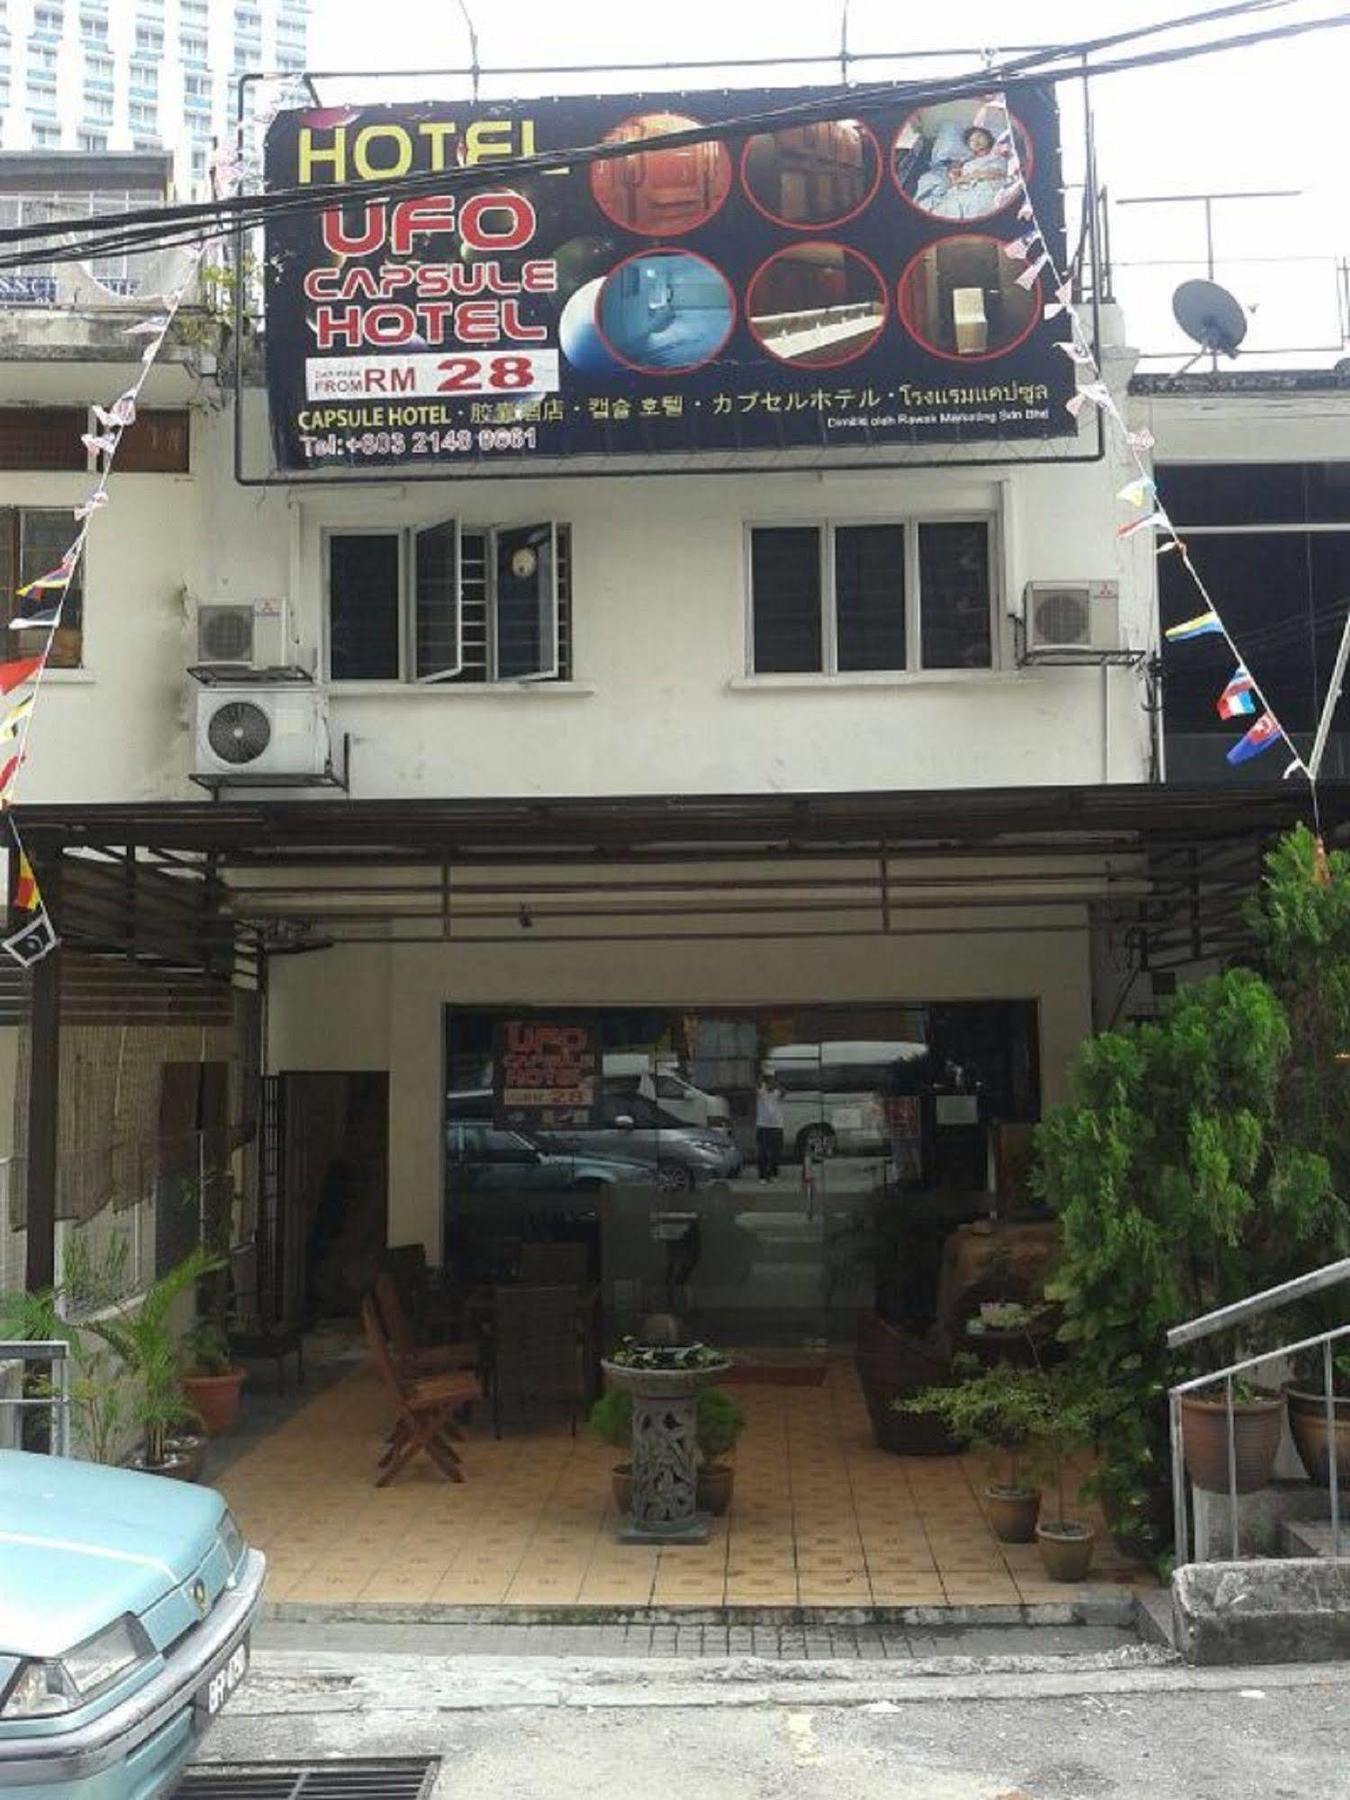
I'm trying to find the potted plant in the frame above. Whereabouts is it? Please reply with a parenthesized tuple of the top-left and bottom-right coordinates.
(1285, 1345, 1350, 1489)
(1031, 1369, 1101, 1583)
(900, 1358, 1045, 1542)
(693, 1387, 745, 1516)
(87, 1248, 220, 1480)
(180, 1320, 247, 1437)
(1177, 1376, 1287, 1496)
(588, 1383, 746, 1517)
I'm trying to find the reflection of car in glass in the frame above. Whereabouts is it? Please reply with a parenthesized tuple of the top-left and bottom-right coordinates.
(763, 1040, 931, 1160)
(601, 1055, 731, 1130)
(446, 1120, 657, 1192)
(0, 1449, 264, 1800)
(534, 1092, 741, 1194)
(448, 1095, 735, 1194)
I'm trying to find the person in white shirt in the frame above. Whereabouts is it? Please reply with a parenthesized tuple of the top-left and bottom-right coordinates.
(755, 1074, 785, 1181)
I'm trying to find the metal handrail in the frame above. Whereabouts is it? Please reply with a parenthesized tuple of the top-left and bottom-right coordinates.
(0, 1341, 71, 1457)
(1168, 1260, 1349, 1569)
(1167, 1257, 1350, 1351)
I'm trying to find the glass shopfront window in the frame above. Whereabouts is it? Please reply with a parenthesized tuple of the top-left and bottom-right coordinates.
(444, 1000, 1040, 1346)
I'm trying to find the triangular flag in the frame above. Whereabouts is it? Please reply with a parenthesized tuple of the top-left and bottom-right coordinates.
(1156, 538, 1185, 556)
(1127, 428, 1156, 453)
(13, 849, 38, 912)
(1057, 340, 1097, 366)
(1018, 197, 1035, 220)
(1065, 393, 1087, 418)
(1078, 380, 1114, 410)
(10, 605, 59, 630)
(1117, 477, 1155, 507)
(0, 656, 42, 695)
(1116, 508, 1170, 540)
(82, 430, 119, 459)
(93, 393, 137, 430)
(16, 551, 76, 596)
(1227, 712, 1282, 766)
(1004, 234, 1040, 264)
(1014, 252, 1051, 290)
(0, 694, 34, 742)
(0, 751, 23, 800)
(1165, 611, 1224, 642)
(1217, 664, 1257, 720)
(74, 491, 109, 521)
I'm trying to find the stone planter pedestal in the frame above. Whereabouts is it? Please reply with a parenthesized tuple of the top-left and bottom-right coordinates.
(602, 1358, 730, 1545)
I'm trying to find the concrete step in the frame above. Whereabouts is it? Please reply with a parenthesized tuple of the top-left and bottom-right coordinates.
(1283, 1518, 1348, 1559)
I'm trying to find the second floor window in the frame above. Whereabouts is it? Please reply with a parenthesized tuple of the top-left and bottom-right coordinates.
(326, 523, 571, 684)
(0, 507, 84, 668)
(748, 518, 994, 675)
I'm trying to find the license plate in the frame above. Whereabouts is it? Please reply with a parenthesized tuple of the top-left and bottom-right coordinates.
(195, 1639, 249, 1719)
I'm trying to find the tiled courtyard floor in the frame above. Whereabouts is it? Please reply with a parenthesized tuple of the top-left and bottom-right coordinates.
(219, 1358, 1153, 1611)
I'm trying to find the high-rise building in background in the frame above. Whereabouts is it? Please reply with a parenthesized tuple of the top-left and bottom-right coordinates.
(0, 0, 309, 189)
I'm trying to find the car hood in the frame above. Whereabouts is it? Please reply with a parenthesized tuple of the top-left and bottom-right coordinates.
(0, 1450, 224, 1658)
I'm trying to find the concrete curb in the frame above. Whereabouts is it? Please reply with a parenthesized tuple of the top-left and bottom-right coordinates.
(1173, 1558, 1350, 1665)
(265, 1593, 1141, 1631)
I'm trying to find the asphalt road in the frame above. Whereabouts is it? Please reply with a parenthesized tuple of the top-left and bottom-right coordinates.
(193, 1642, 1350, 1800)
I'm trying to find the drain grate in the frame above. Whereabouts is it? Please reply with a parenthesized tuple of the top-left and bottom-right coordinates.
(175, 1762, 438, 1799)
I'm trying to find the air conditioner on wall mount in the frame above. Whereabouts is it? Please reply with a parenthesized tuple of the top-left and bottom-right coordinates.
(1022, 580, 1121, 655)
(193, 684, 329, 781)
(194, 597, 294, 672)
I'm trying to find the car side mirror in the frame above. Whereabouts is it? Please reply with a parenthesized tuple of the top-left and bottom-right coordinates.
(614, 1114, 636, 1130)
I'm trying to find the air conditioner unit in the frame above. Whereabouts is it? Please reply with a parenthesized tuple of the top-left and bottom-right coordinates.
(195, 597, 292, 671)
(1023, 580, 1121, 653)
(193, 684, 329, 780)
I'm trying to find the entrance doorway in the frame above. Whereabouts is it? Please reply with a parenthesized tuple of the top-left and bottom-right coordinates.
(444, 1002, 1041, 1348)
(279, 1072, 389, 1326)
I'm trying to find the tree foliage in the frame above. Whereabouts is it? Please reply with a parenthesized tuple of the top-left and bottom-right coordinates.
(1033, 827, 1350, 1558)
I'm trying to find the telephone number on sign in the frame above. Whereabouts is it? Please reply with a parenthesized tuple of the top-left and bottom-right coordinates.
(305, 349, 560, 400)
(297, 426, 539, 458)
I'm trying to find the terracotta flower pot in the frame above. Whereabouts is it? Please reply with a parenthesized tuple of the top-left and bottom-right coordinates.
(611, 1462, 633, 1514)
(1036, 1520, 1096, 1582)
(181, 1367, 246, 1437)
(1179, 1391, 1284, 1495)
(984, 1483, 1041, 1544)
(697, 1462, 734, 1517)
(1286, 1388, 1350, 1489)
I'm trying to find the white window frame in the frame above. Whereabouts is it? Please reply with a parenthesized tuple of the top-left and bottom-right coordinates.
(487, 522, 559, 684)
(743, 513, 1000, 677)
(323, 520, 565, 687)
(322, 522, 466, 686)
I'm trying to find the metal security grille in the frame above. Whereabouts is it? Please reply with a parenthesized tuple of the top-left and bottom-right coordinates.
(174, 1763, 438, 1799)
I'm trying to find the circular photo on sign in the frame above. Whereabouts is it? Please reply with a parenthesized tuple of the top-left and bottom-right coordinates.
(740, 118, 881, 230)
(590, 112, 735, 237)
(745, 241, 887, 369)
(896, 233, 1040, 362)
(892, 99, 1031, 223)
(595, 250, 736, 375)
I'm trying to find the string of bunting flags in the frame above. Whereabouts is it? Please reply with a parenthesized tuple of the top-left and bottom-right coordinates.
(980, 91, 1309, 784)
(0, 238, 208, 969)
(0, 80, 302, 971)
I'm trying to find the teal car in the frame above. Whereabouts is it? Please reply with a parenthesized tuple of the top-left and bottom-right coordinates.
(0, 1449, 265, 1799)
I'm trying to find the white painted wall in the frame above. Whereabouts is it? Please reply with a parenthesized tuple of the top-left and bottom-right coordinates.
(11, 340, 1157, 807)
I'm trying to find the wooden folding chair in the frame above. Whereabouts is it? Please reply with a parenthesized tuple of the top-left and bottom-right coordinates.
(361, 1297, 481, 1486)
(373, 1271, 479, 1382)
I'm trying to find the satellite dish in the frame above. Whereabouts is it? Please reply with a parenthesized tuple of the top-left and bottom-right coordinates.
(1172, 279, 1248, 359)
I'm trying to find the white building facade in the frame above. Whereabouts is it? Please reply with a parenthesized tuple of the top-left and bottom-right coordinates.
(0, 0, 307, 184)
(2, 267, 1343, 1347)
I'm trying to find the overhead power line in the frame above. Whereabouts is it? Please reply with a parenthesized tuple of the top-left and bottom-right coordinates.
(0, 1, 1342, 271)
